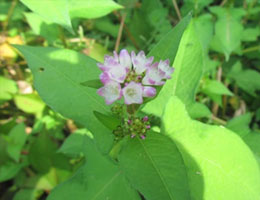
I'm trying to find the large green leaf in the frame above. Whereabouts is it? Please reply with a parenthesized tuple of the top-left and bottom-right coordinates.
(69, 0, 123, 19)
(143, 20, 203, 116)
(209, 7, 245, 61)
(20, 0, 73, 33)
(147, 13, 191, 64)
(119, 132, 190, 200)
(14, 45, 113, 153)
(162, 96, 260, 200)
(48, 135, 140, 200)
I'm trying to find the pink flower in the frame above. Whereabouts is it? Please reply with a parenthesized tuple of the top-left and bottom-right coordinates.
(97, 80, 122, 105)
(97, 49, 173, 105)
(122, 81, 143, 105)
(131, 51, 154, 75)
(142, 63, 166, 86)
(143, 86, 156, 97)
(158, 59, 174, 79)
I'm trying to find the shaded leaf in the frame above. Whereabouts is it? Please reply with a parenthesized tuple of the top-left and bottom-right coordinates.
(48, 135, 140, 200)
(7, 123, 27, 162)
(119, 132, 190, 200)
(20, 0, 73, 33)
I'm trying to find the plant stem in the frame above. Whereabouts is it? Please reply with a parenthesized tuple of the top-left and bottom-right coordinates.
(172, 0, 182, 20)
(211, 115, 227, 125)
(115, 12, 126, 52)
(242, 45, 260, 53)
(3, 0, 18, 32)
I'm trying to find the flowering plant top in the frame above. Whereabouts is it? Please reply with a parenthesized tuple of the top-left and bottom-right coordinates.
(97, 49, 174, 105)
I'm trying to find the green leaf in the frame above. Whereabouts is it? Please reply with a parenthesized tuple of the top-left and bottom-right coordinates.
(242, 28, 260, 42)
(69, 0, 123, 19)
(48, 135, 140, 200)
(202, 80, 233, 96)
(209, 7, 245, 61)
(13, 189, 39, 200)
(181, 0, 213, 16)
(80, 79, 103, 89)
(226, 113, 252, 138)
(0, 162, 23, 182)
(29, 133, 70, 173)
(147, 13, 192, 63)
(188, 102, 211, 119)
(14, 45, 113, 153)
(143, 20, 203, 117)
(0, 76, 17, 101)
(24, 12, 60, 43)
(93, 111, 121, 130)
(162, 96, 260, 200)
(119, 132, 190, 200)
(58, 129, 93, 157)
(194, 14, 214, 50)
(7, 123, 27, 162)
(14, 94, 45, 118)
(243, 131, 260, 166)
(20, 0, 73, 33)
(228, 61, 260, 96)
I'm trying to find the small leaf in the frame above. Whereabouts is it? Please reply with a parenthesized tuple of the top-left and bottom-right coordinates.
(228, 61, 260, 96)
(202, 80, 233, 96)
(58, 129, 92, 157)
(209, 7, 245, 61)
(14, 94, 46, 117)
(7, 123, 27, 162)
(226, 113, 252, 138)
(0, 162, 23, 182)
(80, 79, 103, 89)
(0, 76, 17, 101)
(69, 0, 123, 19)
(93, 111, 121, 130)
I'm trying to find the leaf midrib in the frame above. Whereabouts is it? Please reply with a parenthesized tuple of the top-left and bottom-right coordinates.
(138, 138, 175, 200)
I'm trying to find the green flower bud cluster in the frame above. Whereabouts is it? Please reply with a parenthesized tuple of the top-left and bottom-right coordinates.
(125, 71, 143, 83)
(112, 116, 150, 141)
(111, 103, 124, 118)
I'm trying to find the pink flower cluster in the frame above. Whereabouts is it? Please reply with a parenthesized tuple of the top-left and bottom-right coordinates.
(97, 49, 174, 105)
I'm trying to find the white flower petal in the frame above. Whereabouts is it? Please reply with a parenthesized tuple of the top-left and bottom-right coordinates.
(158, 59, 174, 79)
(142, 63, 165, 85)
(122, 81, 143, 105)
(108, 63, 127, 83)
(97, 81, 122, 104)
(119, 49, 131, 70)
(131, 51, 153, 75)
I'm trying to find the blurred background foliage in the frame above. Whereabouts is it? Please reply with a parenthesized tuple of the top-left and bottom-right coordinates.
(0, 0, 260, 199)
